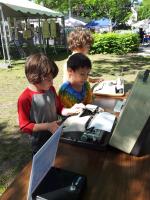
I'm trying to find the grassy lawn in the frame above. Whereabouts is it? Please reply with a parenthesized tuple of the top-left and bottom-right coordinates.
(0, 52, 150, 195)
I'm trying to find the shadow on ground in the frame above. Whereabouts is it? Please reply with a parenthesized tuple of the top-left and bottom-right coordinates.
(8, 50, 69, 68)
(124, 80, 134, 92)
(91, 55, 150, 76)
(0, 122, 8, 133)
(0, 122, 31, 193)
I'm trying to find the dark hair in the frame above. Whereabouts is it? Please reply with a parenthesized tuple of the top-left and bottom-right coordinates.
(25, 53, 58, 84)
(67, 29, 93, 51)
(67, 53, 92, 71)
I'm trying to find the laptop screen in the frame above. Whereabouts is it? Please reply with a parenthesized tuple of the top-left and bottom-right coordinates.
(27, 125, 63, 200)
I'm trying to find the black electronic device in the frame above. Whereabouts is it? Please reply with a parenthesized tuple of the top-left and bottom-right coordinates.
(61, 105, 116, 151)
(34, 167, 86, 200)
(27, 126, 86, 200)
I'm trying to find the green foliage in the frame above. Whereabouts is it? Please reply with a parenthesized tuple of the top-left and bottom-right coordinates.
(35, 0, 132, 24)
(35, 0, 85, 15)
(137, 5, 150, 20)
(85, 0, 131, 24)
(90, 33, 140, 55)
(143, 0, 150, 6)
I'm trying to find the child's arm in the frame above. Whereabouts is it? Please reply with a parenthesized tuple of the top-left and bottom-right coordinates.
(18, 95, 35, 134)
(32, 121, 59, 134)
(83, 81, 93, 105)
(88, 77, 104, 83)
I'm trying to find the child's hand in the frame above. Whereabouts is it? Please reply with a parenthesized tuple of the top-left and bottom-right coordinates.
(69, 103, 86, 114)
(89, 77, 104, 83)
(98, 78, 104, 83)
(72, 103, 86, 109)
(48, 121, 59, 134)
(61, 103, 86, 116)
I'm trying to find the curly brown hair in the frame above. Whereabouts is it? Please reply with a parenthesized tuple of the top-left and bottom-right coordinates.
(25, 53, 58, 84)
(67, 29, 93, 51)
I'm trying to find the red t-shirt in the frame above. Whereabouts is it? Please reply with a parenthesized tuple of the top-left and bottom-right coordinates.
(18, 86, 63, 134)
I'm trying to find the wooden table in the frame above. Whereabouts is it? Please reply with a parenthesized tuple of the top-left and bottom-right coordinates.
(93, 93, 128, 111)
(1, 96, 150, 200)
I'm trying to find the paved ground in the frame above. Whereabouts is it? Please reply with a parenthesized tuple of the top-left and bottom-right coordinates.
(138, 45, 150, 56)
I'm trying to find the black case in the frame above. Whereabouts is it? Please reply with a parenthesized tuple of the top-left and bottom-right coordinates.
(28, 126, 87, 200)
(33, 167, 86, 200)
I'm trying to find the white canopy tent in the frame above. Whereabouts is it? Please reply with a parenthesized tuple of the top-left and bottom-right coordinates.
(0, 0, 63, 18)
(0, 0, 64, 67)
(65, 17, 86, 27)
(132, 19, 150, 29)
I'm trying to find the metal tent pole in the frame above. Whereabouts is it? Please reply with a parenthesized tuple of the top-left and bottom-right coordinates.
(7, 17, 12, 41)
(38, 18, 42, 51)
(0, 24, 6, 62)
(0, 5, 11, 66)
(68, 0, 71, 18)
(61, 16, 67, 52)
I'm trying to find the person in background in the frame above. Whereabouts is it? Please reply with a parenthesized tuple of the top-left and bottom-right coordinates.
(139, 28, 145, 44)
(63, 29, 102, 83)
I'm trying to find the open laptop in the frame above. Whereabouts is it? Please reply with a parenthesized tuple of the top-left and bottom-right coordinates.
(27, 125, 86, 200)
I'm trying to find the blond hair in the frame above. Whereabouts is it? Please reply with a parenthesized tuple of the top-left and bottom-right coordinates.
(67, 29, 93, 51)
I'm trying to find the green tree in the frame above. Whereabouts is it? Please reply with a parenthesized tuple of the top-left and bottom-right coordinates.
(35, 0, 67, 12)
(143, 0, 150, 6)
(35, 0, 132, 25)
(35, 0, 85, 15)
(84, 0, 131, 24)
(137, 5, 150, 20)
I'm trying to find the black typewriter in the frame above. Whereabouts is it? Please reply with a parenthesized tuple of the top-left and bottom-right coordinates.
(60, 105, 116, 150)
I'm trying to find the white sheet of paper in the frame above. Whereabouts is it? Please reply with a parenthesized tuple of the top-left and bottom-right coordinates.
(63, 115, 91, 132)
(27, 126, 63, 200)
(93, 80, 124, 95)
(88, 112, 116, 132)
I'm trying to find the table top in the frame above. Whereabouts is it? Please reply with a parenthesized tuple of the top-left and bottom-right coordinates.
(1, 95, 150, 200)
(1, 143, 150, 200)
